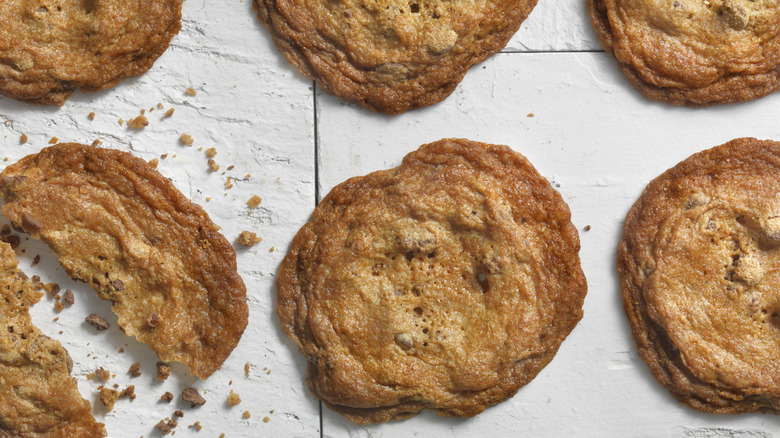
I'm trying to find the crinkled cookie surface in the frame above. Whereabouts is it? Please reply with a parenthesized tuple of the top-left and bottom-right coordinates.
(0, 144, 248, 379)
(618, 138, 780, 413)
(0, 0, 182, 105)
(254, 0, 538, 114)
(277, 138, 587, 423)
(0, 241, 107, 438)
(589, 0, 780, 105)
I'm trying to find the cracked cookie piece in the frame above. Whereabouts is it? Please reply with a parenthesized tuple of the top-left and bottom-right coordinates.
(618, 138, 780, 413)
(0, 241, 107, 437)
(0, 0, 182, 105)
(254, 0, 537, 114)
(589, 0, 780, 105)
(277, 138, 587, 423)
(0, 144, 248, 379)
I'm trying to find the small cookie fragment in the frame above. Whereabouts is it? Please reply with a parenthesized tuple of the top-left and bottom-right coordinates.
(247, 195, 262, 209)
(157, 362, 171, 381)
(128, 362, 141, 378)
(185, 87, 197, 96)
(182, 388, 206, 407)
(127, 115, 149, 129)
(236, 231, 262, 247)
(19, 134, 27, 144)
(155, 420, 172, 435)
(95, 367, 111, 380)
(180, 133, 194, 146)
(227, 390, 241, 407)
(161, 391, 174, 403)
(63, 289, 74, 305)
(99, 386, 120, 411)
(85, 313, 110, 330)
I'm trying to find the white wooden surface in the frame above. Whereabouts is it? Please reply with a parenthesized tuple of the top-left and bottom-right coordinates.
(0, 0, 779, 436)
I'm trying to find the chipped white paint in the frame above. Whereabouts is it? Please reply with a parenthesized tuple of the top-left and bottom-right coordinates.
(0, 0, 779, 437)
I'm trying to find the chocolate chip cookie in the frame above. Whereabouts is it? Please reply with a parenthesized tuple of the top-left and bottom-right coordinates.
(0, 144, 248, 379)
(589, 0, 780, 105)
(618, 138, 780, 413)
(277, 138, 587, 423)
(254, 0, 538, 114)
(0, 0, 182, 105)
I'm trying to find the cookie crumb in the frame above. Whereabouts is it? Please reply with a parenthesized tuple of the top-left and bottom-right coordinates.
(227, 390, 241, 407)
(205, 147, 217, 158)
(269, 246, 276, 253)
(128, 115, 149, 129)
(174, 410, 184, 418)
(180, 133, 194, 146)
(128, 362, 141, 377)
(96, 367, 110, 380)
(20, 134, 28, 144)
(88, 112, 96, 120)
(31, 255, 39, 267)
(92, 139, 102, 147)
(49, 137, 58, 144)
(149, 158, 160, 168)
(182, 388, 206, 407)
(208, 159, 220, 172)
(244, 362, 250, 376)
(527, 113, 534, 117)
(236, 231, 262, 247)
(157, 362, 171, 381)
(85, 313, 110, 330)
(155, 420, 172, 435)
(54, 301, 64, 312)
(227, 165, 235, 171)
(224, 177, 234, 190)
(63, 289, 74, 305)
(584, 225, 592, 231)
(118, 118, 124, 126)
(99, 386, 119, 411)
(243, 411, 251, 419)
(164, 108, 175, 118)
(247, 195, 262, 209)
(189, 421, 202, 431)
(185, 87, 197, 96)
(262, 415, 269, 422)
(161, 391, 174, 403)
(119, 385, 136, 400)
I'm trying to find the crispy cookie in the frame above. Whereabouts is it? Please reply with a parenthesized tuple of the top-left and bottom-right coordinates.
(0, 1, 182, 105)
(589, 0, 780, 105)
(254, 0, 537, 114)
(0, 241, 107, 437)
(0, 144, 248, 379)
(277, 138, 587, 423)
(618, 138, 780, 413)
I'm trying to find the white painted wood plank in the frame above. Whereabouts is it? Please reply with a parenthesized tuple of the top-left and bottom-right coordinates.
(506, 0, 602, 52)
(316, 51, 780, 437)
(0, 0, 318, 436)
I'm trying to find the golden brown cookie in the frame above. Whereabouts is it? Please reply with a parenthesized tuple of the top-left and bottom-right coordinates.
(277, 138, 587, 423)
(0, 144, 248, 379)
(254, 0, 537, 114)
(589, 0, 780, 105)
(0, 241, 107, 437)
(618, 138, 780, 413)
(0, 1, 182, 105)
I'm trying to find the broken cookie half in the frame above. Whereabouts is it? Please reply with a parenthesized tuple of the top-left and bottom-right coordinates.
(0, 143, 248, 379)
(0, 241, 107, 437)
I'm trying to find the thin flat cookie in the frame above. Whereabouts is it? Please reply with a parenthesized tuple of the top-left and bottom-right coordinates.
(0, 241, 107, 437)
(0, 144, 248, 379)
(277, 138, 587, 423)
(254, 0, 538, 114)
(618, 138, 780, 413)
(589, 0, 780, 105)
(0, 0, 182, 105)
